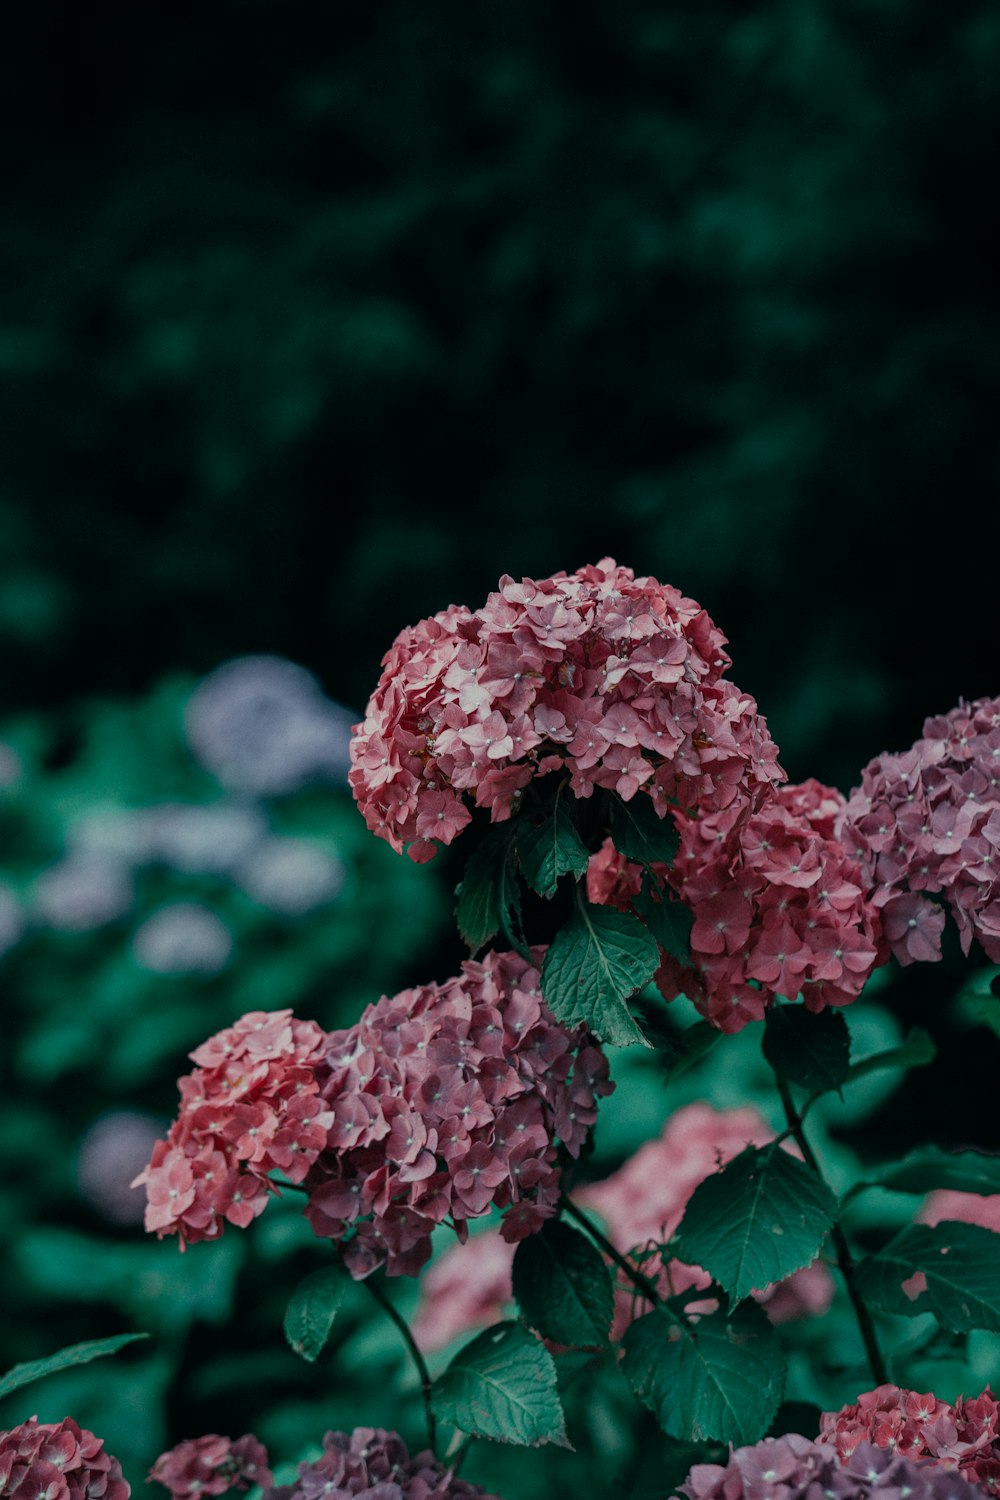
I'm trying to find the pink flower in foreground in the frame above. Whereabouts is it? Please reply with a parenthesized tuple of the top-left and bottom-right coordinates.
(0, 1416, 129, 1500)
(820, 1384, 1000, 1494)
(351, 560, 784, 859)
(150, 1436, 271, 1500)
(138, 955, 611, 1274)
(263, 1428, 501, 1500)
(841, 696, 1000, 965)
(133, 1008, 331, 1246)
(412, 1102, 833, 1350)
(589, 778, 884, 1032)
(304, 949, 611, 1277)
(676, 1433, 986, 1500)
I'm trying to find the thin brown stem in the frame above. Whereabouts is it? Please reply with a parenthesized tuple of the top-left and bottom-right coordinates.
(774, 1075, 888, 1386)
(563, 1199, 666, 1309)
(363, 1275, 438, 1456)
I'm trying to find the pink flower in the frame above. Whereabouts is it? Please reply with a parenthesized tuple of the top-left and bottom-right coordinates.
(0, 1418, 129, 1500)
(676, 1432, 987, 1500)
(150, 1436, 271, 1500)
(134, 1009, 330, 1246)
(919, 1189, 1000, 1234)
(304, 949, 611, 1275)
(841, 696, 1000, 965)
(261, 1428, 501, 1500)
(350, 560, 784, 858)
(819, 1384, 1000, 1493)
(591, 778, 884, 1032)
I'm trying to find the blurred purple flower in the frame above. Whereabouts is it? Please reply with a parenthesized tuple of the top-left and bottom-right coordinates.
(137, 802, 267, 875)
(76, 1110, 165, 1224)
(67, 809, 150, 866)
(0, 883, 24, 957)
(185, 656, 354, 796)
(33, 855, 133, 931)
(236, 838, 346, 914)
(132, 902, 233, 975)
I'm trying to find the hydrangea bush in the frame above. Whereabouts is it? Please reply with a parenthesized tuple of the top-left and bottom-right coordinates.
(7, 563, 1000, 1500)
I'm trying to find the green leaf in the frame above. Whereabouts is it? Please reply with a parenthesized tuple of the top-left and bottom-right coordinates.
(456, 826, 523, 954)
(860, 1146, 1000, 1198)
(623, 1302, 786, 1445)
(0, 1333, 148, 1401)
(855, 1220, 1000, 1332)
(610, 794, 680, 868)
(512, 1219, 614, 1347)
(633, 874, 694, 962)
(674, 1144, 836, 1302)
(430, 1321, 569, 1447)
(517, 798, 590, 899)
(284, 1263, 350, 1362)
(541, 902, 659, 1046)
(845, 1027, 936, 1084)
(763, 1005, 850, 1096)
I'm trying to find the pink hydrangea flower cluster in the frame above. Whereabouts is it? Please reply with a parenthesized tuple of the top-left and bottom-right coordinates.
(0, 1416, 129, 1500)
(840, 697, 1000, 965)
(350, 559, 784, 862)
(150, 1436, 272, 1500)
(264, 1428, 501, 1500)
(304, 949, 611, 1277)
(820, 1385, 1000, 1494)
(412, 1103, 833, 1350)
(675, 1434, 985, 1500)
(590, 778, 883, 1031)
(133, 1009, 332, 1246)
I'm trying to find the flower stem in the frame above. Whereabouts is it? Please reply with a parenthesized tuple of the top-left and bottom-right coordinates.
(363, 1275, 438, 1457)
(774, 1074, 889, 1386)
(563, 1198, 665, 1308)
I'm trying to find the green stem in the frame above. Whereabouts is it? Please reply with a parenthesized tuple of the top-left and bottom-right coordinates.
(774, 1075, 889, 1386)
(563, 1199, 666, 1308)
(364, 1275, 438, 1456)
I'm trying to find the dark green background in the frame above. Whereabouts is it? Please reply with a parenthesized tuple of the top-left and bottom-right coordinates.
(3, 1, 998, 793)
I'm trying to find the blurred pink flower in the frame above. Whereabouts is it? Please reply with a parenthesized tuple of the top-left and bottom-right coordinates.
(412, 1102, 833, 1350)
(150, 1435, 271, 1500)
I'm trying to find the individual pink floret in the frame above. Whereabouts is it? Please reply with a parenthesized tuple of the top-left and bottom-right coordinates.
(840, 696, 1000, 966)
(263, 1428, 502, 1500)
(149, 1435, 272, 1500)
(133, 1009, 332, 1246)
(411, 1102, 833, 1350)
(819, 1384, 1000, 1494)
(0, 1416, 130, 1500)
(303, 949, 612, 1277)
(350, 560, 784, 861)
(588, 778, 884, 1032)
